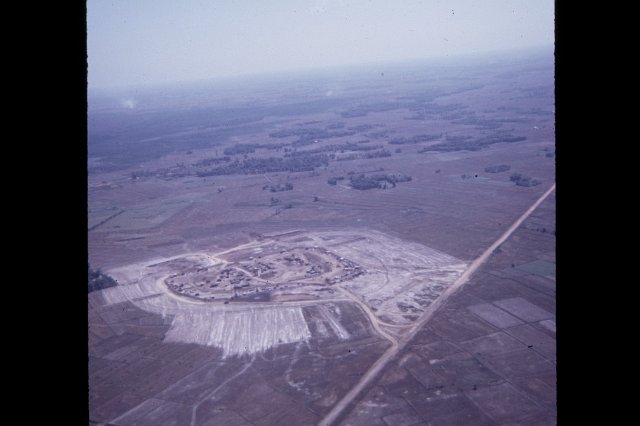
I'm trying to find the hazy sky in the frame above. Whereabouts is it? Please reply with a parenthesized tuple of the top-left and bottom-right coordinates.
(88, 0, 554, 90)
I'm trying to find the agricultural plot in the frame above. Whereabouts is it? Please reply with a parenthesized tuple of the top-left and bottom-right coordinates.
(515, 259, 556, 277)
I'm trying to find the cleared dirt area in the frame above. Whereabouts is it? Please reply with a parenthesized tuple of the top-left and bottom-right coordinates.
(163, 244, 364, 302)
(94, 230, 466, 358)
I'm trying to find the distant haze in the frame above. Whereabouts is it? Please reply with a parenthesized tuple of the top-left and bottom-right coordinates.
(88, 0, 554, 90)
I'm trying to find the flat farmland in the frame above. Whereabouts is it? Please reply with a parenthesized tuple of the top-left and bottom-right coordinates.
(337, 191, 556, 426)
(89, 48, 555, 425)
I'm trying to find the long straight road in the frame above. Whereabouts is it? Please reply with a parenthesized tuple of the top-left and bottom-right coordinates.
(318, 183, 556, 426)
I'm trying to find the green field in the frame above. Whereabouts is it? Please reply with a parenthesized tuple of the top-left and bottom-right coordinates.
(515, 259, 555, 276)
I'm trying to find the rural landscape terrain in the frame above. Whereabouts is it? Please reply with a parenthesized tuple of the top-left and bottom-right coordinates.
(89, 47, 555, 425)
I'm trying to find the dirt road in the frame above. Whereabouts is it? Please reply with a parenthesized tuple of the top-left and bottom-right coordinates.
(335, 286, 398, 348)
(318, 183, 556, 426)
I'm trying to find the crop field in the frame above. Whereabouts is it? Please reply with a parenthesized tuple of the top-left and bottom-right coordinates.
(515, 260, 556, 277)
(88, 48, 555, 425)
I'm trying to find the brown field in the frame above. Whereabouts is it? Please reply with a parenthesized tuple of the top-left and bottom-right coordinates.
(89, 49, 555, 425)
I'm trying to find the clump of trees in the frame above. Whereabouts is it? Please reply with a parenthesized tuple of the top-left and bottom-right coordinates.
(196, 154, 330, 177)
(366, 130, 390, 139)
(223, 144, 260, 155)
(284, 142, 382, 158)
(349, 175, 381, 190)
(419, 131, 526, 153)
(510, 173, 541, 187)
(327, 176, 345, 185)
(388, 133, 442, 144)
(265, 183, 293, 192)
(223, 143, 288, 156)
(223, 145, 250, 156)
(484, 164, 511, 173)
(88, 265, 117, 293)
(349, 173, 412, 190)
(192, 156, 231, 167)
(364, 149, 392, 159)
(545, 148, 555, 158)
(335, 149, 392, 162)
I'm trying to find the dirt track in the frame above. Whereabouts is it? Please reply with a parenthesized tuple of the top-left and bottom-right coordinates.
(335, 286, 398, 348)
(318, 183, 556, 426)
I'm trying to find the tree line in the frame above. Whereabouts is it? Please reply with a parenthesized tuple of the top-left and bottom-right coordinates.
(348, 173, 412, 190)
(196, 154, 330, 177)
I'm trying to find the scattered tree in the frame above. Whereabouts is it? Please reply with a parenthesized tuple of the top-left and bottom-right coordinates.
(510, 173, 541, 187)
(88, 264, 117, 293)
(484, 164, 511, 173)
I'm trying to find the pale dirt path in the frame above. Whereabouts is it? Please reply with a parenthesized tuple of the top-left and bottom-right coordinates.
(376, 320, 412, 329)
(150, 239, 263, 268)
(335, 286, 398, 348)
(318, 183, 556, 426)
